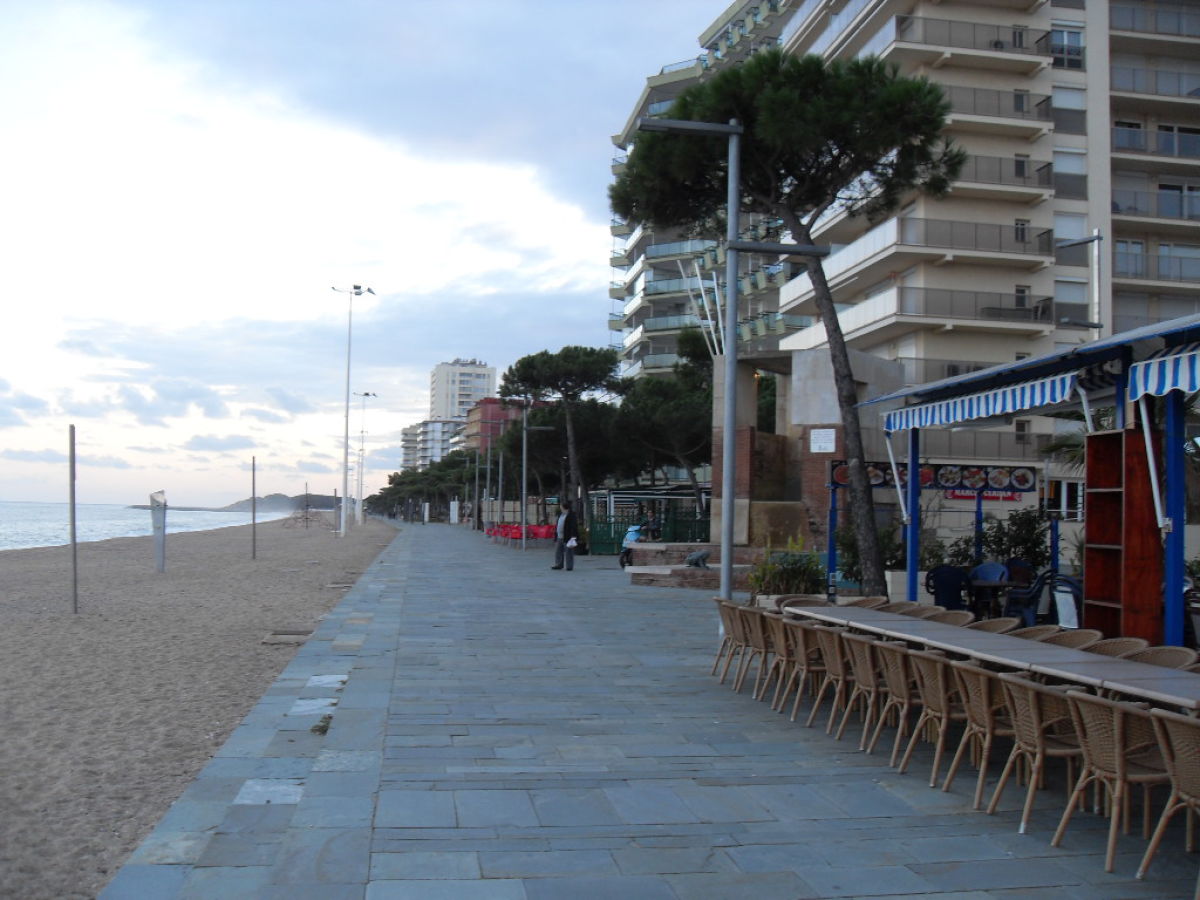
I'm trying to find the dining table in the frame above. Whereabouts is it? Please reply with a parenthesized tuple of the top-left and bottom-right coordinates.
(782, 602, 1200, 711)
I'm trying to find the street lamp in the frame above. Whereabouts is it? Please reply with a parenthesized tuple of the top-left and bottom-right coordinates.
(635, 116, 828, 601)
(1057, 230, 1104, 334)
(332, 284, 374, 537)
(354, 391, 377, 525)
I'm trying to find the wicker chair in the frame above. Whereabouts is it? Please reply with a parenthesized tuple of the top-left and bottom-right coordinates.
(806, 625, 855, 734)
(839, 632, 887, 747)
(779, 597, 831, 611)
(878, 602, 917, 613)
(1040, 628, 1104, 650)
(898, 649, 967, 788)
(1008, 624, 1063, 641)
(988, 673, 1082, 834)
(868, 639, 920, 766)
(964, 616, 1021, 633)
(713, 599, 744, 681)
(1123, 645, 1200, 670)
(1053, 691, 1168, 873)
(759, 611, 795, 709)
(781, 619, 828, 722)
(929, 609, 976, 626)
(1088, 637, 1151, 658)
(897, 604, 946, 619)
(733, 606, 773, 696)
(842, 596, 889, 609)
(944, 660, 1015, 810)
(1137, 706, 1200, 883)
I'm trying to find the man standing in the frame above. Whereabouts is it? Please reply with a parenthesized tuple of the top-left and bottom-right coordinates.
(552, 502, 578, 571)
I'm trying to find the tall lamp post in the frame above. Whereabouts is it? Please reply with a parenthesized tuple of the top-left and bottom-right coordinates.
(332, 284, 374, 537)
(635, 117, 828, 601)
(354, 391, 377, 525)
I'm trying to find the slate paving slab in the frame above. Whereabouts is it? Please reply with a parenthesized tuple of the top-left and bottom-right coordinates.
(102, 522, 1200, 898)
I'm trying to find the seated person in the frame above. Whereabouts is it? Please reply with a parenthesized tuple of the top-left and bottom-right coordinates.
(619, 524, 644, 568)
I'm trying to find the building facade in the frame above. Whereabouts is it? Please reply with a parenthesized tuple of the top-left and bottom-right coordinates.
(430, 358, 497, 421)
(612, 0, 1200, 546)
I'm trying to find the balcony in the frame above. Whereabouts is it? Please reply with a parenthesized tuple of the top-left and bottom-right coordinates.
(1112, 127, 1200, 177)
(951, 154, 1052, 202)
(609, 280, 626, 300)
(621, 353, 680, 378)
(877, 16, 1050, 75)
(1114, 252, 1200, 287)
(610, 218, 632, 237)
(781, 218, 1054, 312)
(1112, 188, 1200, 236)
(1112, 4, 1200, 54)
(785, 286, 1059, 349)
(611, 154, 627, 176)
(645, 239, 716, 262)
(608, 313, 625, 332)
(1112, 67, 1200, 116)
(943, 86, 1052, 139)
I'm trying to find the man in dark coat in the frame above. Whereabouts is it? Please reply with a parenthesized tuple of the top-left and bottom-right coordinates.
(552, 502, 578, 571)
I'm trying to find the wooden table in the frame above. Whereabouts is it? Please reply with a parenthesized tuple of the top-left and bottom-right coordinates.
(784, 604, 1200, 710)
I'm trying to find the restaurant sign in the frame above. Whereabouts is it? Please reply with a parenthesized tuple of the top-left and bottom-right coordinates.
(830, 461, 1037, 493)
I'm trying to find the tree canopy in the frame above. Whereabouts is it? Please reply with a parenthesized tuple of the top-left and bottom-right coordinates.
(610, 50, 964, 595)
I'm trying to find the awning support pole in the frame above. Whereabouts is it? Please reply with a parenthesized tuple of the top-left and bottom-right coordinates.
(883, 431, 909, 524)
(1137, 395, 1169, 532)
(1164, 391, 1186, 645)
(1076, 383, 1094, 433)
(905, 427, 921, 605)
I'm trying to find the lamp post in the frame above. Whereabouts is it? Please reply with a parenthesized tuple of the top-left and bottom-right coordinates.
(331, 284, 374, 537)
(1057, 231, 1104, 334)
(354, 391, 377, 525)
(635, 116, 828, 601)
(521, 400, 555, 551)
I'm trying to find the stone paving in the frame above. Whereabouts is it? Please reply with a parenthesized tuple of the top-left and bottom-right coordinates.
(101, 523, 1198, 898)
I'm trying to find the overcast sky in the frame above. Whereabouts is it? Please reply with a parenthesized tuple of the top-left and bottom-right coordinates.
(0, 0, 712, 506)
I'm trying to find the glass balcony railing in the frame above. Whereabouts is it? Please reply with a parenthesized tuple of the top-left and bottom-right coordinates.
(640, 314, 702, 332)
(944, 86, 1052, 121)
(900, 219, 1054, 255)
(896, 287, 1056, 321)
(957, 154, 1052, 187)
(645, 276, 705, 296)
(1112, 189, 1200, 221)
(1115, 252, 1200, 281)
(1112, 66, 1200, 99)
(645, 239, 717, 259)
(1113, 126, 1200, 158)
(892, 16, 1050, 55)
(1112, 4, 1200, 38)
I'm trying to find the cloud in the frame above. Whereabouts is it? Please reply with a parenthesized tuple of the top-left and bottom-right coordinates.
(1, 448, 68, 464)
(297, 460, 335, 474)
(266, 387, 315, 414)
(243, 408, 290, 424)
(183, 434, 255, 452)
(80, 455, 133, 469)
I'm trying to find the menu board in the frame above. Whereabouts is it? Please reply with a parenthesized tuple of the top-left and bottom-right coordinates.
(830, 461, 1037, 493)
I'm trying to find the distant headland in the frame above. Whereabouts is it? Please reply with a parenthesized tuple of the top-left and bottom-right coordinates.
(128, 493, 338, 512)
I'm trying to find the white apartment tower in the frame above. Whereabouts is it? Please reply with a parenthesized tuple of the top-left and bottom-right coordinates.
(612, 0, 1200, 544)
(430, 358, 497, 421)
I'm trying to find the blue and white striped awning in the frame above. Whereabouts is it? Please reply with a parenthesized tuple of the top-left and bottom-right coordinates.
(1127, 343, 1200, 400)
(884, 371, 1079, 432)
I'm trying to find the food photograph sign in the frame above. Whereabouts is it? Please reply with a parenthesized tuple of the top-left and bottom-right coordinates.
(830, 461, 1037, 499)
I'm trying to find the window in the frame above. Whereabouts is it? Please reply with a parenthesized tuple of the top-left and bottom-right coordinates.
(1159, 124, 1200, 157)
(1116, 240, 1146, 277)
(1015, 285, 1031, 308)
(1053, 86, 1086, 110)
(1054, 212, 1087, 241)
(1053, 150, 1086, 174)
(1014, 219, 1029, 243)
(1015, 419, 1032, 444)
(1013, 154, 1029, 178)
(1051, 28, 1084, 68)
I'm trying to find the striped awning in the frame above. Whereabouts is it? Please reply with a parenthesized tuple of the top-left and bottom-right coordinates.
(1127, 343, 1200, 400)
(884, 371, 1079, 432)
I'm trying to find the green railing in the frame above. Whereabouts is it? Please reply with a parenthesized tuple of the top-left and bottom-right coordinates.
(588, 512, 711, 555)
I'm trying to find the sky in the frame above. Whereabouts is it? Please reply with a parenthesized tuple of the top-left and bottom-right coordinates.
(0, 0, 712, 506)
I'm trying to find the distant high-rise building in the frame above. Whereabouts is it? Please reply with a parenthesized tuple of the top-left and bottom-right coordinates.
(430, 358, 496, 421)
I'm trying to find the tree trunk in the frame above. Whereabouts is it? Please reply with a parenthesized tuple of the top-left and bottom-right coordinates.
(678, 454, 706, 510)
(796, 225, 888, 596)
(562, 402, 588, 531)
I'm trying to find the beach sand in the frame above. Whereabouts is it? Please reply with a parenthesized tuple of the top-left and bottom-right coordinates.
(0, 515, 395, 900)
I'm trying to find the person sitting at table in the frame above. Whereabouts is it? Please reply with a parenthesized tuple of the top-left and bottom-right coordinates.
(969, 561, 1010, 617)
(925, 565, 971, 611)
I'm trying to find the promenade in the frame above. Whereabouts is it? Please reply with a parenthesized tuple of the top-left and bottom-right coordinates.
(101, 523, 1196, 898)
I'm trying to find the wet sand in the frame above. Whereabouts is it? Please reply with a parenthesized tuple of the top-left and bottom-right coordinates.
(0, 516, 395, 900)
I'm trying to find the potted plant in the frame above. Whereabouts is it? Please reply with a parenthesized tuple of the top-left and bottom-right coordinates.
(747, 539, 827, 606)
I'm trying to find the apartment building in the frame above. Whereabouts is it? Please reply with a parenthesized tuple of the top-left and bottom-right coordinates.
(430, 358, 497, 421)
(612, 0, 1200, 545)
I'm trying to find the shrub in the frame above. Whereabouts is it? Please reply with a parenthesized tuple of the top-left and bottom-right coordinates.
(748, 539, 827, 597)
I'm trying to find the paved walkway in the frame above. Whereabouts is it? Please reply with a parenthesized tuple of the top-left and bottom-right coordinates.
(102, 524, 1196, 899)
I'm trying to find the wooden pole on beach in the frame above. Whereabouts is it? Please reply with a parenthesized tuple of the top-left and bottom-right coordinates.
(69, 424, 78, 615)
(251, 456, 257, 560)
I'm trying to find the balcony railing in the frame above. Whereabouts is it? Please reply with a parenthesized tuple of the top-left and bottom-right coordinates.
(645, 276, 705, 296)
(645, 239, 716, 260)
(1112, 4, 1200, 38)
(896, 287, 1055, 321)
(957, 154, 1052, 187)
(1115, 252, 1200, 282)
(900, 218, 1054, 255)
(893, 16, 1050, 55)
(1112, 188, 1200, 221)
(640, 314, 702, 332)
(944, 86, 1052, 121)
(1113, 126, 1200, 159)
(1112, 66, 1200, 99)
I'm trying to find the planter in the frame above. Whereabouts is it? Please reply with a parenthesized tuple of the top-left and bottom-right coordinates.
(885, 570, 929, 604)
(753, 593, 829, 609)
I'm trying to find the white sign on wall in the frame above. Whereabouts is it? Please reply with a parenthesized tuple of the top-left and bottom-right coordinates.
(809, 428, 837, 454)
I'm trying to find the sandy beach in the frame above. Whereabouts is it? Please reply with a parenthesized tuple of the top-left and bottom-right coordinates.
(0, 515, 395, 900)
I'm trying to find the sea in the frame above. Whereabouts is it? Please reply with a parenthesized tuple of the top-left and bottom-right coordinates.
(0, 501, 291, 552)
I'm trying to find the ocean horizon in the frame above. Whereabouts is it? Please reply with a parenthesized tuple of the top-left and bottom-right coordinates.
(0, 501, 293, 552)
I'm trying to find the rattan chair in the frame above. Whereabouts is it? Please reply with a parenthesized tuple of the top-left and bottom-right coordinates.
(842, 596, 889, 609)
(1053, 691, 1168, 873)
(868, 639, 920, 766)
(1123, 645, 1200, 670)
(779, 597, 831, 611)
(897, 604, 946, 619)
(839, 632, 887, 747)
(964, 616, 1021, 633)
(1008, 624, 1063, 641)
(781, 619, 828, 722)
(733, 606, 773, 696)
(1088, 637, 1151, 658)
(1040, 628, 1104, 650)
(878, 602, 916, 613)
(929, 609, 976, 626)
(759, 611, 795, 709)
(988, 673, 1082, 834)
(898, 649, 967, 788)
(1137, 706, 1200, 884)
(944, 659, 1015, 809)
(713, 599, 744, 681)
(806, 625, 855, 734)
